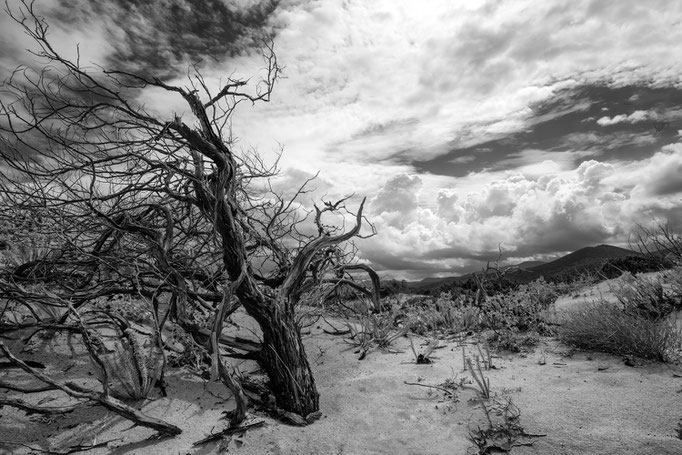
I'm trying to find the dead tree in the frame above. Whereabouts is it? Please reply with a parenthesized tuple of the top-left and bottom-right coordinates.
(0, 1, 377, 422)
(630, 221, 682, 266)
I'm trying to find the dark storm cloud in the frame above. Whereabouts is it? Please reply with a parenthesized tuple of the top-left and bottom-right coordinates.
(412, 84, 682, 178)
(366, 250, 472, 279)
(513, 217, 612, 256)
(421, 247, 505, 263)
(52, 0, 280, 79)
(649, 170, 682, 196)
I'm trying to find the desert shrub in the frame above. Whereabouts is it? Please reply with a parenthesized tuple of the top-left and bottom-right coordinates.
(551, 271, 601, 298)
(96, 330, 165, 400)
(472, 279, 558, 351)
(343, 302, 408, 355)
(612, 271, 682, 320)
(489, 330, 541, 352)
(559, 301, 682, 362)
(665, 267, 682, 298)
(433, 293, 480, 334)
(479, 278, 557, 336)
(388, 292, 480, 335)
(366, 309, 409, 349)
(600, 254, 674, 279)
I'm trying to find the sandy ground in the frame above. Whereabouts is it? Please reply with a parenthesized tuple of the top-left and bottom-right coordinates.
(2, 278, 682, 454)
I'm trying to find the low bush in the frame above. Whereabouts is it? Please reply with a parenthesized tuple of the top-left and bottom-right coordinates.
(342, 302, 408, 357)
(95, 329, 165, 400)
(400, 293, 480, 335)
(479, 279, 557, 337)
(559, 301, 682, 362)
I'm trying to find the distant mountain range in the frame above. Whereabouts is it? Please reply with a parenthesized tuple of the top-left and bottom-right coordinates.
(403, 244, 641, 293)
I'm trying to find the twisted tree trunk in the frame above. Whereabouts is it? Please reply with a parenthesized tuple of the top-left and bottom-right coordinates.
(254, 302, 319, 417)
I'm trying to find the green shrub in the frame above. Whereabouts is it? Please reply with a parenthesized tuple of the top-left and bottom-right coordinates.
(559, 301, 682, 362)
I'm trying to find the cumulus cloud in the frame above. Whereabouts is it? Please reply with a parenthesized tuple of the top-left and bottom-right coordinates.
(625, 143, 682, 196)
(369, 174, 422, 229)
(4, 0, 682, 279)
(596, 110, 657, 126)
(208, 0, 682, 215)
(359, 144, 682, 279)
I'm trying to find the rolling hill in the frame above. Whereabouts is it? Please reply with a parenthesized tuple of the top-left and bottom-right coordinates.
(510, 244, 641, 281)
(403, 244, 641, 293)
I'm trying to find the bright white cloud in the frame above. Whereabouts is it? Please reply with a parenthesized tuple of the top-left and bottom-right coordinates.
(4, 0, 682, 279)
(360, 143, 682, 279)
(220, 0, 682, 196)
(596, 110, 657, 126)
(101, 0, 682, 207)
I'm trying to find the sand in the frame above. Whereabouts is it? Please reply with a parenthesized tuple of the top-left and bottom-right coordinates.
(2, 279, 682, 454)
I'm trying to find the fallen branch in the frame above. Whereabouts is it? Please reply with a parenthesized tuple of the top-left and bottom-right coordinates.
(0, 360, 46, 370)
(0, 342, 181, 436)
(194, 327, 262, 353)
(322, 327, 351, 335)
(193, 420, 266, 446)
(0, 397, 80, 414)
(0, 439, 113, 454)
(0, 379, 56, 393)
(404, 381, 456, 397)
(321, 317, 352, 336)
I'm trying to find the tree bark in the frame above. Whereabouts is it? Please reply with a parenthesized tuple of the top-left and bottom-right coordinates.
(227, 273, 319, 417)
(258, 303, 319, 417)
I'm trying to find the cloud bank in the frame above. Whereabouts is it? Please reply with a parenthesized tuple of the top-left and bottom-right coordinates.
(3, 0, 682, 279)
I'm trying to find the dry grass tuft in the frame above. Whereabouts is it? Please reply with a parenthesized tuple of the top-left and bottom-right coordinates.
(559, 301, 682, 362)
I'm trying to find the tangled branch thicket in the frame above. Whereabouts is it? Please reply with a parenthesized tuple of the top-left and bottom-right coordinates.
(0, 0, 379, 433)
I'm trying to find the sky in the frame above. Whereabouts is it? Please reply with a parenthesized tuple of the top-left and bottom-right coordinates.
(2, 0, 682, 280)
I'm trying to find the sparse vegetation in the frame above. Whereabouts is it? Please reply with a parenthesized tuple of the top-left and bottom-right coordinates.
(342, 304, 408, 358)
(559, 267, 682, 363)
(612, 270, 682, 320)
(1, 1, 682, 454)
(90, 323, 165, 401)
(465, 356, 491, 399)
(559, 300, 682, 362)
(409, 335, 441, 364)
(467, 395, 545, 454)
(476, 279, 558, 351)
